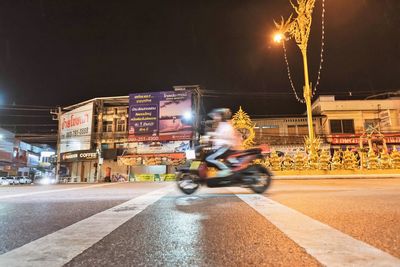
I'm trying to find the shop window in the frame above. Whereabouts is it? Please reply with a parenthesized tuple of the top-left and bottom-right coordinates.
(116, 119, 126, 132)
(101, 143, 109, 150)
(330, 119, 354, 134)
(115, 143, 125, 149)
(103, 121, 113, 132)
(261, 125, 279, 135)
(297, 125, 309, 135)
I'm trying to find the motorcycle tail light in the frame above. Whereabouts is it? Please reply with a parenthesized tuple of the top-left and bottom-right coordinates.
(259, 144, 270, 154)
(198, 163, 208, 178)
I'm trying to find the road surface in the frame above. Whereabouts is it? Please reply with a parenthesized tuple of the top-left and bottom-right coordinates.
(0, 179, 399, 266)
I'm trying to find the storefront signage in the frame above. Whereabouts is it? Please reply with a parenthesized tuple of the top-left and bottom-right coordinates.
(379, 110, 392, 127)
(330, 134, 400, 144)
(60, 102, 94, 153)
(61, 150, 98, 162)
(127, 141, 190, 154)
(0, 128, 14, 163)
(135, 173, 176, 182)
(128, 91, 193, 141)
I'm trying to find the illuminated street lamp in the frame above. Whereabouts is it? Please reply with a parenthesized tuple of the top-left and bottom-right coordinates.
(274, 0, 325, 157)
(273, 33, 283, 43)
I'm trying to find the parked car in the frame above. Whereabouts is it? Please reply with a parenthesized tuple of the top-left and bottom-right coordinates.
(17, 176, 32, 184)
(6, 176, 19, 185)
(0, 177, 10, 186)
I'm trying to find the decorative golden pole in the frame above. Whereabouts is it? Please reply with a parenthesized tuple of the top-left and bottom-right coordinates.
(274, 0, 317, 155)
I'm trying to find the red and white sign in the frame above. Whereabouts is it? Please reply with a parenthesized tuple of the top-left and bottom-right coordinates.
(60, 103, 94, 153)
(330, 134, 400, 144)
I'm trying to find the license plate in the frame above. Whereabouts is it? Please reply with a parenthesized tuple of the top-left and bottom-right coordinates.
(190, 161, 201, 170)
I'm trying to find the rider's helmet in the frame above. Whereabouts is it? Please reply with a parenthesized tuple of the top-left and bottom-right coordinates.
(208, 108, 232, 122)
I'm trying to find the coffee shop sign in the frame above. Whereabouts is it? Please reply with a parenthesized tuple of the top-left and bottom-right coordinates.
(61, 150, 98, 162)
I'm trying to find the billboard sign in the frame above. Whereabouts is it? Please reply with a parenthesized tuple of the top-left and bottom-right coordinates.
(60, 102, 94, 153)
(127, 141, 190, 154)
(0, 128, 14, 164)
(379, 110, 392, 127)
(129, 91, 193, 141)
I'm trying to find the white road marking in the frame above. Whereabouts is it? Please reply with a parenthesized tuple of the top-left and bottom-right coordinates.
(229, 188, 400, 267)
(0, 183, 119, 200)
(0, 185, 174, 267)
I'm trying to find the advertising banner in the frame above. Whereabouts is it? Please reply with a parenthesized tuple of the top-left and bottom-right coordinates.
(60, 103, 94, 153)
(0, 128, 14, 164)
(127, 141, 190, 154)
(129, 91, 193, 141)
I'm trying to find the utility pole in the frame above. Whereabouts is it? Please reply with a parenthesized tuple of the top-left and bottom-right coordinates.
(96, 100, 104, 183)
(51, 106, 62, 183)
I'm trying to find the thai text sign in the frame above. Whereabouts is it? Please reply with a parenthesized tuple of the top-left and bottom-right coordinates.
(129, 91, 192, 141)
(330, 134, 400, 144)
(60, 103, 94, 153)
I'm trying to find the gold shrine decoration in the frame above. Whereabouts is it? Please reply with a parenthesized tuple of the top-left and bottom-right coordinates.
(274, 0, 316, 53)
(232, 106, 255, 149)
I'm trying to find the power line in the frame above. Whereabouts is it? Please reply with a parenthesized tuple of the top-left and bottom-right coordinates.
(0, 124, 56, 127)
(0, 114, 52, 118)
(0, 107, 52, 111)
(0, 104, 56, 108)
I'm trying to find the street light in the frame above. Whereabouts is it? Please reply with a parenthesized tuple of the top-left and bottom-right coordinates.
(274, 0, 325, 160)
(273, 33, 283, 43)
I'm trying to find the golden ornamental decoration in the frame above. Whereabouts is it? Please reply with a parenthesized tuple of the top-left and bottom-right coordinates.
(232, 106, 256, 149)
(274, 0, 316, 53)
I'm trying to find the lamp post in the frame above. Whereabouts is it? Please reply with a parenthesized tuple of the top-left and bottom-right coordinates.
(274, 0, 318, 156)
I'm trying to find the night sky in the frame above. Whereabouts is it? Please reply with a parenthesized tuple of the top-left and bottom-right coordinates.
(0, 0, 399, 115)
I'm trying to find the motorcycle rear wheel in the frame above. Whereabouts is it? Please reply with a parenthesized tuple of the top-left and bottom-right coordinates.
(176, 173, 200, 195)
(248, 165, 272, 194)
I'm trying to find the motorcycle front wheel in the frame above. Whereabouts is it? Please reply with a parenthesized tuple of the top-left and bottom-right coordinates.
(176, 172, 200, 195)
(247, 164, 272, 194)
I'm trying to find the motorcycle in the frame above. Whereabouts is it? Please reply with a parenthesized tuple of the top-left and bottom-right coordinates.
(176, 144, 273, 194)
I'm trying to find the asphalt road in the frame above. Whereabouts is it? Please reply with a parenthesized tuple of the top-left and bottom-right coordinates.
(0, 179, 399, 266)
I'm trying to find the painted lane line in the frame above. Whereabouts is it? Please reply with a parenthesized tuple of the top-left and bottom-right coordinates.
(229, 188, 400, 267)
(0, 183, 120, 200)
(0, 185, 174, 267)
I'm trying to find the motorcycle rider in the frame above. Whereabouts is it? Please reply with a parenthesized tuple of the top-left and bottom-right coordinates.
(206, 108, 242, 177)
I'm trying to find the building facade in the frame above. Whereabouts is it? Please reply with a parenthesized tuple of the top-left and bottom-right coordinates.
(56, 92, 400, 182)
(312, 95, 400, 151)
(0, 127, 55, 177)
(57, 87, 198, 183)
(252, 95, 400, 154)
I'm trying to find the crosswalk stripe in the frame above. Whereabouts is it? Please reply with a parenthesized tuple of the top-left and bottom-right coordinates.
(229, 188, 400, 267)
(0, 184, 174, 267)
(0, 183, 119, 200)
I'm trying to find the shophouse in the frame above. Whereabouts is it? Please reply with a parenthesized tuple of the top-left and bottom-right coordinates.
(57, 87, 198, 182)
(311, 95, 400, 151)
